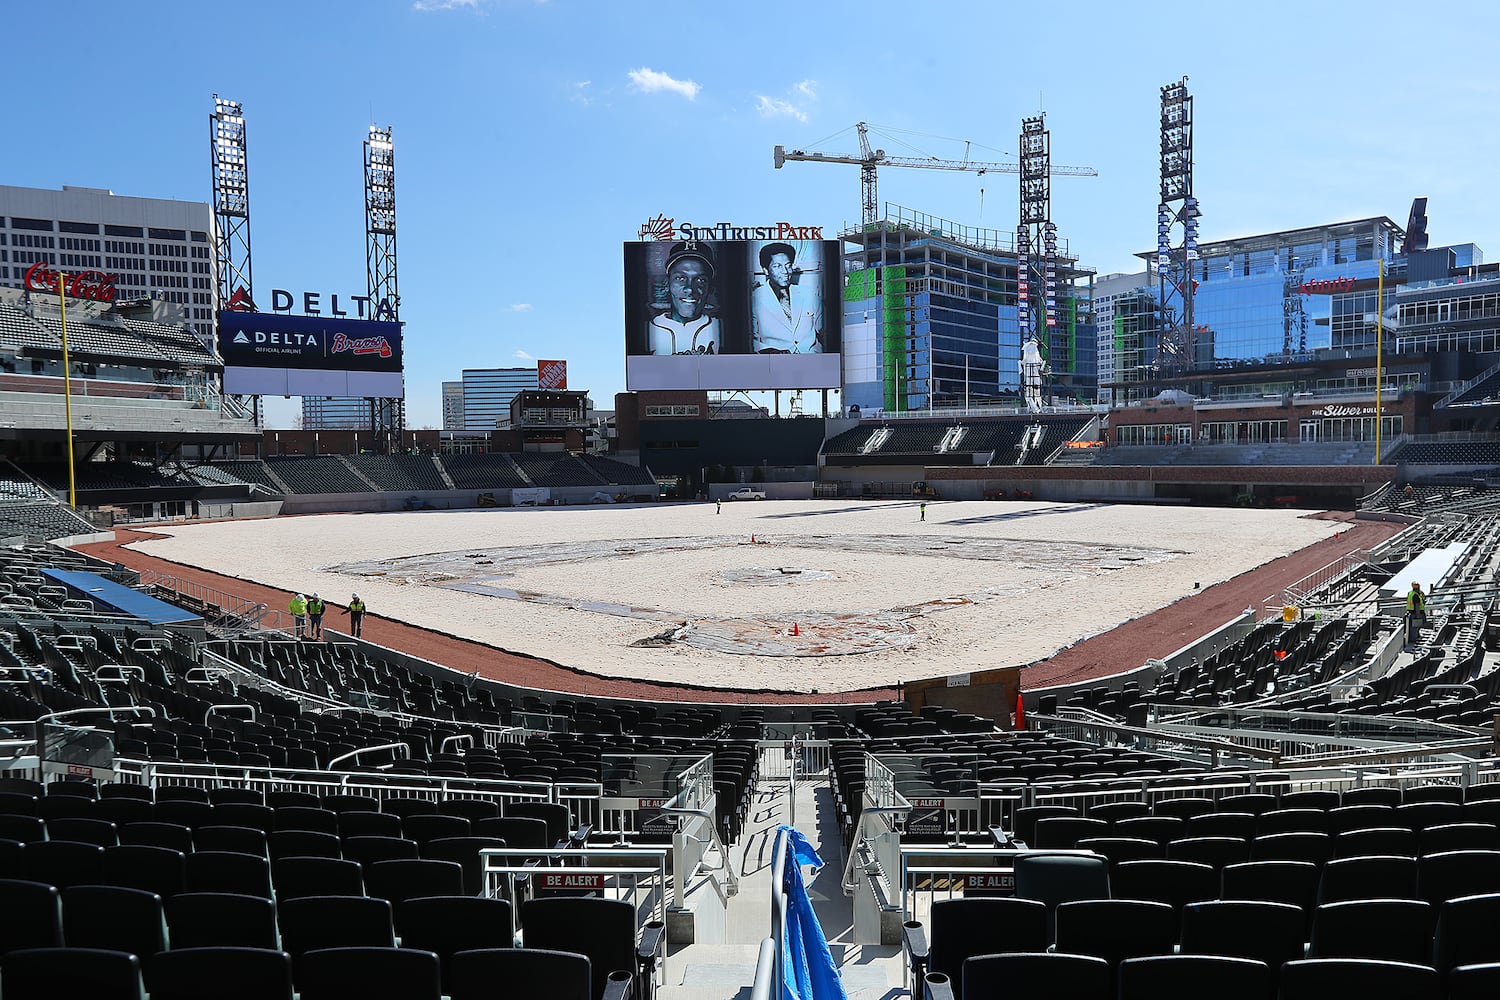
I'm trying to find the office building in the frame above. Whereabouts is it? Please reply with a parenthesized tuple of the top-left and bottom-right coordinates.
(442, 381, 464, 430)
(841, 204, 1096, 413)
(460, 367, 537, 430)
(0, 184, 217, 344)
(301, 396, 372, 430)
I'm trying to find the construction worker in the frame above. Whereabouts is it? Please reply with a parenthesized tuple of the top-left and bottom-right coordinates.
(919, 501, 927, 522)
(1406, 581, 1427, 649)
(289, 593, 308, 639)
(344, 593, 366, 638)
(307, 593, 325, 640)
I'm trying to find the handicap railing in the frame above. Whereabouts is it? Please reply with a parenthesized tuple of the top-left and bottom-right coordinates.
(750, 825, 793, 1000)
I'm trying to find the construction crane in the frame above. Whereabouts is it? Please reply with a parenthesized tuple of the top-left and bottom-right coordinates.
(774, 121, 1097, 227)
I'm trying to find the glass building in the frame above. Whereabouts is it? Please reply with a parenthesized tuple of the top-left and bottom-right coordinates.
(1105, 217, 1408, 402)
(459, 367, 538, 430)
(841, 204, 1096, 413)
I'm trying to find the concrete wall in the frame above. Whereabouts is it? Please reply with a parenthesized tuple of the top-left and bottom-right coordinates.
(278, 486, 658, 515)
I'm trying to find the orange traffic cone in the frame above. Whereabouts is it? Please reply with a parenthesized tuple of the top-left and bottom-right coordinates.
(1014, 692, 1026, 731)
(792, 621, 800, 636)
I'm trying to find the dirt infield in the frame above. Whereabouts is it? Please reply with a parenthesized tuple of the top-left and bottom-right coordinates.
(75, 505, 1404, 705)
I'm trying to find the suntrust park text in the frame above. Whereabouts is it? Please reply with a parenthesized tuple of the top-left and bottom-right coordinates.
(675, 222, 824, 241)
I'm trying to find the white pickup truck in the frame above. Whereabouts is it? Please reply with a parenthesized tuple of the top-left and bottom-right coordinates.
(726, 487, 767, 501)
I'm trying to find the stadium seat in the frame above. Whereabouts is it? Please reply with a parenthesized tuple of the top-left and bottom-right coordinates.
(271, 857, 365, 900)
(394, 896, 514, 989)
(420, 836, 507, 897)
(1110, 859, 1217, 915)
(195, 825, 269, 857)
(1166, 836, 1250, 869)
(119, 821, 194, 853)
(0, 947, 145, 1000)
(0, 879, 62, 953)
(277, 895, 396, 959)
(342, 836, 419, 865)
(1179, 900, 1304, 979)
(23, 839, 104, 889)
(902, 897, 1048, 998)
(1316, 855, 1418, 904)
(448, 948, 598, 1000)
(1448, 962, 1500, 1000)
(166, 892, 280, 950)
(297, 946, 441, 1000)
(1278, 958, 1439, 1000)
(521, 897, 663, 1000)
(1334, 826, 1417, 859)
(1417, 850, 1500, 906)
(61, 886, 167, 969)
(186, 850, 273, 898)
(364, 858, 464, 905)
(1012, 853, 1110, 941)
(46, 817, 118, 847)
(958, 952, 1110, 1000)
(1308, 898, 1435, 965)
(147, 947, 294, 1000)
(1053, 899, 1177, 968)
(270, 830, 342, 860)
(274, 807, 340, 835)
(101, 844, 186, 898)
(1432, 893, 1500, 975)
(1116, 954, 1272, 1000)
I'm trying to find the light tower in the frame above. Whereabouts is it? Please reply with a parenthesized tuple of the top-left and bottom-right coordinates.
(1016, 114, 1054, 405)
(364, 125, 402, 450)
(210, 95, 252, 311)
(1153, 78, 1200, 379)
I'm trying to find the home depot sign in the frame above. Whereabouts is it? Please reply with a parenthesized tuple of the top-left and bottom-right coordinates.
(538, 359, 568, 390)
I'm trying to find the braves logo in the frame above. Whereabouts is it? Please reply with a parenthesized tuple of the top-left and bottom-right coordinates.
(330, 332, 393, 358)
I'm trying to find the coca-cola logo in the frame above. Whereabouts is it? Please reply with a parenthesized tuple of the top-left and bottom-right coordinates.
(329, 331, 393, 358)
(24, 262, 118, 303)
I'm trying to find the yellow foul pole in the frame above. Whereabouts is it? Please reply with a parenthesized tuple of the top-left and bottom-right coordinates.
(1374, 259, 1384, 465)
(57, 272, 77, 507)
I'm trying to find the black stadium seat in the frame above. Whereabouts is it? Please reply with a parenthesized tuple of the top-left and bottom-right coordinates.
(148, 947, 294, 1000)
(1, 947, 145, 1000)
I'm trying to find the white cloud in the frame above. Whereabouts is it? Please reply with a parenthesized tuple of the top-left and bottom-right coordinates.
(412, 0, 479, 10)
(571, 81, 593, 106)
(755, 96, 807, 123)
(513, 349, 533, 360)
(509, 303, 533, 313)
(627, 67, 700, 101)
(755, 80, 817, 123)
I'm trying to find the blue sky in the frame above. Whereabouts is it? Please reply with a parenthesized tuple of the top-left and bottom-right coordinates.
(10, 1, 1498, 427)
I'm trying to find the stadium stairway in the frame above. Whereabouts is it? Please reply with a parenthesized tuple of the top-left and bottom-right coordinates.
(660, 756, 902, 1000)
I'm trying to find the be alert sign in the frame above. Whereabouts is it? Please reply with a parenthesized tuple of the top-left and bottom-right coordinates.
(538, 359, 568, 389)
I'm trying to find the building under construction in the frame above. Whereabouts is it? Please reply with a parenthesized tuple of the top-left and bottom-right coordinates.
(840, 203, 1097, 413)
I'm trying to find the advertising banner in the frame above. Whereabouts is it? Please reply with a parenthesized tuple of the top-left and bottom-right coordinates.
(537, 359, 568, 389)
(623, 238, 842, 391)
(217, 311, 404, 398)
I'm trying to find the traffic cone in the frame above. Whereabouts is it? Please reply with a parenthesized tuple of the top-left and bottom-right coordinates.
(751, 535, 755, 544)
(1014, 692, 1026, 731)
(792, 621, 800, 636)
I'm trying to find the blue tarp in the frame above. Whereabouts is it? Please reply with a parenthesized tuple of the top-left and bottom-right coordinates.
(41, 568, 201, 626)
(778, 825, 848, 1000)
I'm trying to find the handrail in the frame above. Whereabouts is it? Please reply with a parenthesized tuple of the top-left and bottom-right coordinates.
(205, 703, 258, 725)
(748, 937, 776, 1000)
(658, 803, 739, 899)
(95, 665, 145, 684)
(327, 741, 411, 771)
(841, 804, 910, 894)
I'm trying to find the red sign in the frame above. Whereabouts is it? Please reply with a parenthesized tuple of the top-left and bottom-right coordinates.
(24, 262, 118, 303)
(1299, 277, 1357, 295)
(330, 332, 394, 359)
(962, 872, 1015, 894)
(909, 798, 945, 808)
(538, 359, 568, 390)
(539, 872, 604, 891)
(225, 286, 257, 311)
(65, 764, 95, 778)
(637, 798, 668, 809)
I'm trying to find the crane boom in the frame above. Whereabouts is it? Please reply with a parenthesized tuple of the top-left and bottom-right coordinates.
(774, 120, 1097, 226)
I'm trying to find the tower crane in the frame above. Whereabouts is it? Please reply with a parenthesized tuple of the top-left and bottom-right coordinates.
(774, 121, 1097, 227)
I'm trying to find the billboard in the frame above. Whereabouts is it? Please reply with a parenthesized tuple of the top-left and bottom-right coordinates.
(217, 311, 404, 397)
(538, 359, 568, 389)
(623, 238, 842, 390)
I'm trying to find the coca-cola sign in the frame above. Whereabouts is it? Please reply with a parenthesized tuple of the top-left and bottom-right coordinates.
(23, 262, 118, 303)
